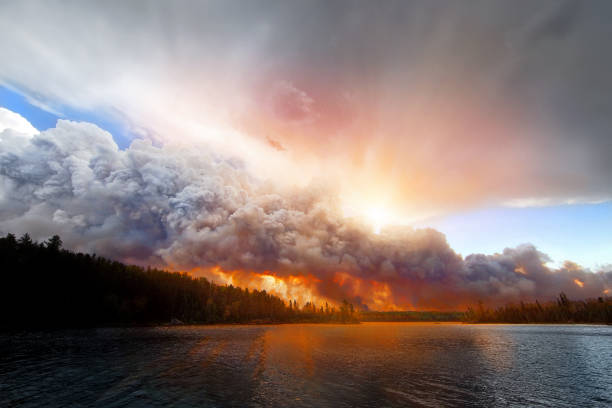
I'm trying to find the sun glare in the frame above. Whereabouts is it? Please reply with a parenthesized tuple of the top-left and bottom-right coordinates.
(366, 206, 389, 234)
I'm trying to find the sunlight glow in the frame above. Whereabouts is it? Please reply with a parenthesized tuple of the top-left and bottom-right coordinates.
(366, 206, 390, 234)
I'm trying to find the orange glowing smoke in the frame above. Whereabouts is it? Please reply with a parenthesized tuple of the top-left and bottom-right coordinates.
(189, 266, 328, 307)
(180, 263, 600, 311)
(183, 266, 482, 311)
(183, 266, 405, 310)
(514, 265, 527, 275)
(331, 272, 399, 311)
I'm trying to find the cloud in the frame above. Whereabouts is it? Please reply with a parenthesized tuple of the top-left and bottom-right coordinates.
(2, 1, 612, 216)
(1, 111, 609, 309)
(268, 80, 318, 124)
(524, 0, 582, 43)
(0, 107, 38, 138)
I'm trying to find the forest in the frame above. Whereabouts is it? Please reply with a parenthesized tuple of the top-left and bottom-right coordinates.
(464, 293, 611, 324)
(361, 311, 464, 322)
(0, 233, 358, 328)
(2, 233, 609, 328)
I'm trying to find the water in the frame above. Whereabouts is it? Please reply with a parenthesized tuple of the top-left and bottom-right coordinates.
(1, 323, 610, 407)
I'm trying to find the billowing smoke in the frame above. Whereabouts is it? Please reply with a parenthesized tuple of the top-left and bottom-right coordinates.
(1, 113, 610, 309)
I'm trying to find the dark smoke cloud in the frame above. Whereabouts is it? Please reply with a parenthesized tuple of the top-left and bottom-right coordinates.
(1, 114, 610, 309)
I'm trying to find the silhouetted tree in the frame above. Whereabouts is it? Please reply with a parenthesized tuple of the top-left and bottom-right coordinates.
(18, 233, 33, 247)
(0, 232, 363, 328)
(46, 235, 62, 251)
(463, 293, 611, 324)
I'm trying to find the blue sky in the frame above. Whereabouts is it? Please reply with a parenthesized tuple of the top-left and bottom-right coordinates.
(0, 86, 132, 149)
(418, 203, 612, 269)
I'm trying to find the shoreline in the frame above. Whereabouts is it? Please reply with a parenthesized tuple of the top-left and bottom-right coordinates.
(3, 321, 611, 332)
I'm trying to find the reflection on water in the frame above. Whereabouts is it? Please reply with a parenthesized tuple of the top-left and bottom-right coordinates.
(1, 323, 610, 407)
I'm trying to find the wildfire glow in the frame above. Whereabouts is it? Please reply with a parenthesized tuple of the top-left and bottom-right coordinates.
(514, 265, 527, 275)
(178, 258, 605, 311)
(183, 266, 409, 311)
(191, 266, 328, 307)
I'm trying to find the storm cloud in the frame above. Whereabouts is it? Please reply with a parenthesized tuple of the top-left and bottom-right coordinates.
(1, 113, 609, 309)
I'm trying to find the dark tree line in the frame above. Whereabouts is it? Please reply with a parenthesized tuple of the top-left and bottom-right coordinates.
(0, 233, 358, 328)
(464, 293, 612, 324)
(5, 232, 606, 327)
(361, 310, 465, 322)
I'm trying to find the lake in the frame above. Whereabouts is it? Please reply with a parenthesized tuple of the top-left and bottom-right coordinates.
(1, 323, 610, 407)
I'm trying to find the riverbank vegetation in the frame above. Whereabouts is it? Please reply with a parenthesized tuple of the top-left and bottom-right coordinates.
(464, 293, 611, 324)
(0, 233, 358, 328)
(360, 311, 464, 322)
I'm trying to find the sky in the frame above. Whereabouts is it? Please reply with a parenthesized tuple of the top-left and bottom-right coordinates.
(0, 1, 611, 309)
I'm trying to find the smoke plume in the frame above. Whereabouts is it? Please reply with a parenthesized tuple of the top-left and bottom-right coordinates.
(1, 113, 610, 309)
